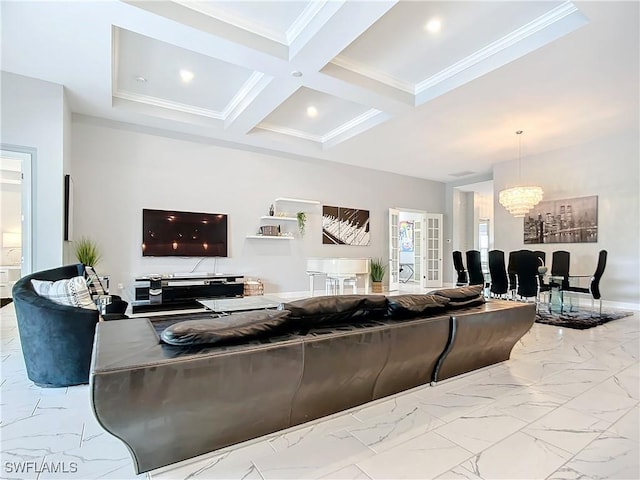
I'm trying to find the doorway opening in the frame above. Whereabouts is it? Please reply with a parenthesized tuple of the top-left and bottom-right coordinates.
(388, 208, 443, 293)
(1, 148, 33, 305)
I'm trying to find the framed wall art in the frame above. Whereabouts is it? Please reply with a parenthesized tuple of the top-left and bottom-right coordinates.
(524, 195, 598, 244)
(322, 205, 370, 245)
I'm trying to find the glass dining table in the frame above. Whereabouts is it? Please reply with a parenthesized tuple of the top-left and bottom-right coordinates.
(545, 274, 592, 313)
(546, 275, 568, 313)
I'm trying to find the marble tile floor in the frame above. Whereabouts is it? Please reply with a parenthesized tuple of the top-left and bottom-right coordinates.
(1, 303, 638, 480)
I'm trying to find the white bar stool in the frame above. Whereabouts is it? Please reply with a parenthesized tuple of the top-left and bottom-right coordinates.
(325, 276, 357, 295)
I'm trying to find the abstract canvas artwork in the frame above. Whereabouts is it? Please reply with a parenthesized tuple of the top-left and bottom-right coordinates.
(322, 205, 370, 245)
(400, 221, 414, 252)
(524, 195, 598, 244)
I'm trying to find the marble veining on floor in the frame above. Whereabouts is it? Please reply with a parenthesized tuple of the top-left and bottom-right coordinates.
(1, 303, 638, 480)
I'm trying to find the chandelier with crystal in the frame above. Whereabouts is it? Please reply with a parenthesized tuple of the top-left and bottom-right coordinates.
(499, 131, 544, 218)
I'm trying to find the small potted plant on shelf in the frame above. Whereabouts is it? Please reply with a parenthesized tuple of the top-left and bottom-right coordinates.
(370, 257, 386, 293)
(296, 211, 307, 237)
(75, 237, 102, 267)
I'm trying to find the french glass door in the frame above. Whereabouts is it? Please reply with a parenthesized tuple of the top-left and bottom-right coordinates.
(425, 213, 443, 288)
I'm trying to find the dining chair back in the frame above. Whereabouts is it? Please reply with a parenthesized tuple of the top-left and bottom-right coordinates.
(515, 250, 539, 300)
(488, 250, 508, 296)
(564, 250, 608, 315)
(452, 251, 468, 286)
(551, 250, 571, 289)
(533, 250, 550, 296)
(590, 249, 608, 300)
(507, 250, 519, 294)
(466, 250, 485, 286)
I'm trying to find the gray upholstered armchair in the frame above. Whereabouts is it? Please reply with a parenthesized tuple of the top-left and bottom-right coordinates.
(12, 264, 100, 387)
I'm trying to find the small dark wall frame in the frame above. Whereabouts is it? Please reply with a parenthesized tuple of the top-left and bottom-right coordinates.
(64, 174, 74, 241)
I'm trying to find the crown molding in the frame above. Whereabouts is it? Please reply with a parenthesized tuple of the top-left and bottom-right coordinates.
(259, 108, 384, 146)
(172, 0, 287, 45)
(113, 90, 225, 120)
(286, 1, 330, 45)
(323, 109, 382, 143)
(222, 72, 266, 118)
(330, 55, 414, 94)
(258, 123, 322, 143)
(330, 1, 581, 99)
(416, 1, 580, 94)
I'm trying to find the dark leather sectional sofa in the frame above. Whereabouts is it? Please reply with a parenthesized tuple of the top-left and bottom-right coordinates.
(90, 288, 535, 473)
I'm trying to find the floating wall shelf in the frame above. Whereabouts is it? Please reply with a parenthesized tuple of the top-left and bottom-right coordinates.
(274, 198, 320, 205)
(246, 235, 294, 240)
(260, 216, 297, 221)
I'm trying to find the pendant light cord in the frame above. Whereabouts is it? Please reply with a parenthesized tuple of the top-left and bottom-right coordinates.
(516, 130, 523, 183)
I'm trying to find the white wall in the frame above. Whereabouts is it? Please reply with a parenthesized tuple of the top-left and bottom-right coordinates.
(71, 118, 445, 301)
(1, 72, 66, 271)
(494, 131, 640, 307)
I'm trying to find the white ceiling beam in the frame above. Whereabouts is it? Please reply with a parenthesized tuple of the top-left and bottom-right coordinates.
(306, 67, 413, 115)
(224, 77, 301, 135)
(122, 0, 288, 59)
(118, 1, 292, 77)
(290, 0, 398, 73)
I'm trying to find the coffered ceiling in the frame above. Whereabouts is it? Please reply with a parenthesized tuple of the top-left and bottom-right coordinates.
(1, 1, 638, 182)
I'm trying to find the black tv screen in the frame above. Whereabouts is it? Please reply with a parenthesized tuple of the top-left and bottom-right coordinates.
(142, 209, 228, 257)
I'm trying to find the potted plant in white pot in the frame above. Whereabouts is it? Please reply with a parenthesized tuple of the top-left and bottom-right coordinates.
(370, 257, 386, 293)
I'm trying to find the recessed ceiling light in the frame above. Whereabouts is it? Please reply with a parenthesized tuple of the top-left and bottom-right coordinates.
(306, 106, 318, 118)
(291, 70, 303, 78)
(180, 69, 194, 83)
(425, 18, 442, 34)
(135, 76, 147, 83)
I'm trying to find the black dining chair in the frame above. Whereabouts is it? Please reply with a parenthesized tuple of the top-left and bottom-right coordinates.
(452, 251, 468, 286)
(533, 250, 550, 302)
(466, 250, 485, 287)
(488, 250, 509, 298)
(515, 250, 540, 303)
(507, 251, 519, 299)
(564, 250, 608, 316)
(551, 250, 571, 290)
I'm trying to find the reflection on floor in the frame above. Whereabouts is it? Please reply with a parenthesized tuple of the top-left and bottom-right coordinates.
(1, 302, 638, 480)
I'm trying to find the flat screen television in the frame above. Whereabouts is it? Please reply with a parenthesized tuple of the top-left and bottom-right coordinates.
(142, 209, 228, 257)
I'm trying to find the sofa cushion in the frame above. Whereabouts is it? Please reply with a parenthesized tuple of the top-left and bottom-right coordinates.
(160, 309, 291, 346)
(428, 285, 485, 308)
(387, 294, 450, 318)
(31, 276, 97, 310)
(283, 295, 387, 328)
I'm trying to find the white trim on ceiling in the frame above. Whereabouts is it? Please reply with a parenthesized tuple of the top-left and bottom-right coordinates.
(285, 1, 330, 45)
(222, 72, 266, 118)
(113, 72, 266, 122)
(258, 123, 321, 143)
(258, 107, 383, 146)
(415, 1, 581, 94)
(172, 0, 330, 47)
(329, 1, 581, 98)
(323, 109, 382, 142)
(330, 55, 414, 94)
(113, 90, 225, 119)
